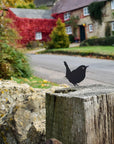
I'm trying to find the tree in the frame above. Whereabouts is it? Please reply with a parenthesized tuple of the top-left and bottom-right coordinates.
(0, 0, 34, 8)
(48, 18, 70, 49)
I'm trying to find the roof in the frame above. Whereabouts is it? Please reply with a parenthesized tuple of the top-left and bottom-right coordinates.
(34, 0, 57, 7)
(52, 0, 106, 14)
(9, 8, 53, 19)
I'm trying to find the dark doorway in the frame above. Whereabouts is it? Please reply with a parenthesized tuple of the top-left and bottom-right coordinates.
(80, 25, 85, 42)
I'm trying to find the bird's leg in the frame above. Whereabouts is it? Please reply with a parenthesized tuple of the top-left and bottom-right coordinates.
(75, 84, 79, 87)
(73, 84, 79, 87)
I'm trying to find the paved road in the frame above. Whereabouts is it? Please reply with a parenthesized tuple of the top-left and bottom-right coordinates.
(28, 54, 114, 86)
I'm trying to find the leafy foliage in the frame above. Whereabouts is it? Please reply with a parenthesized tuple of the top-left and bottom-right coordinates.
(16, 2, 36, 9)
(88, 1, 106, 24)
(0, 0, 34, 8)
(0, 46, 32, 79)
(47, 18, 70, 49)
(80, 36, 114, 46)
(105, 23, 111, 37)
(0, 9, 32, 79)
(65, 15, 79, 37)
(69, 35, 75, 43)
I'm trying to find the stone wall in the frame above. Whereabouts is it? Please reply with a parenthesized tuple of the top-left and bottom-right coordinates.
(0, 80, 46, 143)
(46, 85, 114, 144)
(0, 80, 66, 144)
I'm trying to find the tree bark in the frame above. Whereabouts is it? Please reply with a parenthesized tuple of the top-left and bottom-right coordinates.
(46, 85, 114, 144)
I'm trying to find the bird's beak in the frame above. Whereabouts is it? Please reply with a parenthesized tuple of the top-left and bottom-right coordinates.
(86, 65, 89, 68)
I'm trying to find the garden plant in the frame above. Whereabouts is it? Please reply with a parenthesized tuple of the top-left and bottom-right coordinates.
(47, 18, 70, 49)
(0, 8, 32, 79)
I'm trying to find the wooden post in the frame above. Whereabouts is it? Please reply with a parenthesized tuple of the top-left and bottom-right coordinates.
(46, 85, 114, 144)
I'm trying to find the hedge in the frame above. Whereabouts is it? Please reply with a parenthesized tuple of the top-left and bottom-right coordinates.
(80, 36, 114, 46)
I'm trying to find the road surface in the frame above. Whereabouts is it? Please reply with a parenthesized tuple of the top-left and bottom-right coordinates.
(28, 54, 114, 86)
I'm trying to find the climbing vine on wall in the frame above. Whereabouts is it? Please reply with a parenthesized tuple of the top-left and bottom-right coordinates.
(88, 1, 106, 24)
(65, 15, 79, 37)
(7, 9, 56, 45)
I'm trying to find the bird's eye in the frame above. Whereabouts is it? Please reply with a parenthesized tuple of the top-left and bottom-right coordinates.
(82, 67, 85, 69)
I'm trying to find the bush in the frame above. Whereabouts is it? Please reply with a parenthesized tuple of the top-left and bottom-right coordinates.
(0, 10, 32, 79)
(17, 3, 36, 9)
(28, 3, 36, 9)
(105, 24, 111, 37)
(0, 45, 31, 79)
(26, 41, 40, 49)
(47, 18, 70, 49)
(69, 35, 75, 43)
(112, 31, 114, 36)
(80, 36, 114, 46)
(0, 45, 32, 79)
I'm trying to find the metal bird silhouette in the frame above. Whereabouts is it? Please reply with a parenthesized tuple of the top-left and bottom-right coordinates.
(64, 61, 88, 86)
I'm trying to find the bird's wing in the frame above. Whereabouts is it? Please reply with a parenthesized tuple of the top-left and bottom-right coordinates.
(71, 68, 80, 75)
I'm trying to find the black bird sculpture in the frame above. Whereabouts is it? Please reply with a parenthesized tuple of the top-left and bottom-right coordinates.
(64, 61, 88, 86)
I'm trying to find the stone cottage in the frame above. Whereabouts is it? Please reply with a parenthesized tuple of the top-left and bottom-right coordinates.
(7, 0, 114, 45)
(52, 0, 114, 41)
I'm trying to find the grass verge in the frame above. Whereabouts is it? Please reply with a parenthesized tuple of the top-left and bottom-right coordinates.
(12, 75, 58, 89)
(39, 46, 114, 60)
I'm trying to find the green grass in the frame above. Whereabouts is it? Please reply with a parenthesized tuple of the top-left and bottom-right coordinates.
(12, 76, 58, 89)
(40, 46, 114, 59)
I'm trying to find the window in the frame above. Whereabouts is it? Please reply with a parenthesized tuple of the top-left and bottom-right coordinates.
(89, 24, 93, 32)
(83, 7, 89, 16)
(112, 22, 114, 31)
(35, 32, 42, 40)
(66, 26, 72, 34)
(111, 0, 114, 9)
(64, 12, 70, 21)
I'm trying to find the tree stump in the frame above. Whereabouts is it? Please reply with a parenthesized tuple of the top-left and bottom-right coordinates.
(46, 85, 114, 144)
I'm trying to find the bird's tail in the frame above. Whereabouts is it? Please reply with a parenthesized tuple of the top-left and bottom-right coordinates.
(64, 61, 71, 76)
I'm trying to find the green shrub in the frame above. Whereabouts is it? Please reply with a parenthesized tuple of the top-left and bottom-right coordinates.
(0, 45, 32, 79)
(17, 3, 36, 9)
(69, 35, 75, 43)
(105, 23, 111, 37)
(47, 18, 70, 49)
(112, 31, 114, 36)
(80, 36, 114, 46)
(28, 3, 36, 9)
(0, 9, 32, 79)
